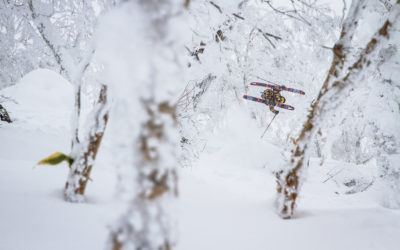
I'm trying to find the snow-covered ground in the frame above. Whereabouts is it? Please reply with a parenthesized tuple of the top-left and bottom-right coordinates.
(1, 70, 400, 250)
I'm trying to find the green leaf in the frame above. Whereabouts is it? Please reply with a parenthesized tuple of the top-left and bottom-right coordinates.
(38, 152, 74, 167)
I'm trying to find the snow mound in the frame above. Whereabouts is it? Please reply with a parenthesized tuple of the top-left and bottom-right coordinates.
(0, 69, 73, 134)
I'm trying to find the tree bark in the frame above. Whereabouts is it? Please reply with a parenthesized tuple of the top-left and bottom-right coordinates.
(110, 101, 178, 250)
(64, 85, 109, 202)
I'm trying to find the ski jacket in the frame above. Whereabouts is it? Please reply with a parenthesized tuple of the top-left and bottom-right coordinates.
(261, 89, 281, 114)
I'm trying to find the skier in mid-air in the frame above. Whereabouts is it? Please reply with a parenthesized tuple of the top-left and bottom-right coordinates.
(243, 82, 304, 112)
(261, 88, 286, 115)
(243, 82, 304, 137)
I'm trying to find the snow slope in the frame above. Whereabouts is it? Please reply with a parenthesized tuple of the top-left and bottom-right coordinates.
(177, 105, 400, 250)
(1, 70, 400, 250)
(0, 70, 118, 250)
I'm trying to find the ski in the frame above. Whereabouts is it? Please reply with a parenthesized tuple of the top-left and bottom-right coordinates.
(250, 82, 305, 95)
(243, 95, 295, 111)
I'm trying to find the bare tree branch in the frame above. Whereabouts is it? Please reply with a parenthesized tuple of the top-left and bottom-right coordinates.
(233, 13, 245, 20)
(341, 0, 347, 25)
(209, 1, 222, 14)
(262, 0, 312, 26)
(28, 0, 69, 78)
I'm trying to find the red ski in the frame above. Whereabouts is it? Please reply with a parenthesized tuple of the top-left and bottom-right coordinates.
(250, 82, 305, 95)
(243, 95, 295, 111)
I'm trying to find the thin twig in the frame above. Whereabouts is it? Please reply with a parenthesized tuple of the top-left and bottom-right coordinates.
(233, 13, 245, 20)
(263, 31, 282, 40)
(263, 0, 311, 26)
(289, 0, 312, 26)
(360, 181, 374, 192)
(341, 0, 347, 25)
(263, 34, 276, 48)
(209, 1, 222, 13)
(256, 28, 281, 48)
(322, 168, 344, 183)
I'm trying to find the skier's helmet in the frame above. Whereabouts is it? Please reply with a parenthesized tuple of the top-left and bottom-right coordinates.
(280, 96, 286, 103)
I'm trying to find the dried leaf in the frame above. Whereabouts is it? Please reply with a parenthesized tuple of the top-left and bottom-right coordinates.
(38, 152, 74, 167)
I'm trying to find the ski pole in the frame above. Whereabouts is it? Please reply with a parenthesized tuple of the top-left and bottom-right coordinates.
(260, 113, 278, 138)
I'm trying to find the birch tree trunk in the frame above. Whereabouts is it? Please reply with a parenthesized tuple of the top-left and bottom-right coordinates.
(276, 0, 400, 219)
(65, 85, 109, 201)
(110, 101, 179, 250)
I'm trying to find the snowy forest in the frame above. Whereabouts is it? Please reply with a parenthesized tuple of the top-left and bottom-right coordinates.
(1, 0, 400, 249)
